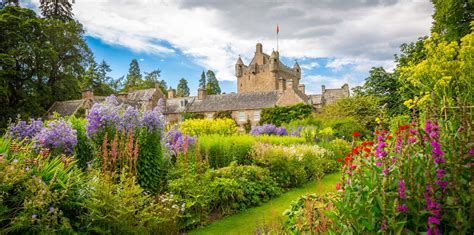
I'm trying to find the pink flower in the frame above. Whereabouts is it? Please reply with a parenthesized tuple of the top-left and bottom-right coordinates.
(335, 182, 341, 190)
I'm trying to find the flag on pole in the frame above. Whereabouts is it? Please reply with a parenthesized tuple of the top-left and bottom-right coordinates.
(276, 24, 279, 34)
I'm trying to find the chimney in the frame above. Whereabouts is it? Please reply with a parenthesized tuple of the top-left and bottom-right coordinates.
(321, 85, 326, 93)
(286, 78, 294, 91)
(256, 43, 263, 54)
(82, 89, 93, 100)
(198, 87, 206, 100)
(298, 84, 305, 94)
(117, 92, 128, 100)
(278, 77, 285, 92)
(168, 88, 176, 99)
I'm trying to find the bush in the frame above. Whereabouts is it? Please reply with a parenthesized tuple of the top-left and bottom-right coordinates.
(260, 103, 312, 126)
(179, 118, 237, 136)
(213, 163, 282, 210)
(325, 117, 366, 140)
(318, 138, 351, 162)
(81, 170, 180, 234)
(67, 116, 93, 169)
(182, 112, 204, 120)
(137, 130, 167, 193)
(214, 110, 232, 119)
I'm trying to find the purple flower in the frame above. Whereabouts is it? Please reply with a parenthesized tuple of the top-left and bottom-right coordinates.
(428, 216, 440, 225)
(31, 214, 37, 219)
(375, 161, 382, 167)
(435, 180, 448, 189)
(7, 118, 43, 140)
(469, 148, 474, 155)
(49, 207, 55, 213)
(34, 119, 77, 155)
(251, 124, 288, 136)
(427, 227, 441, 235)
(140, 106, 164, 132)
(435, 169, 446, 178)
(408, 137, 417, 143)
(397, 204, 408, 213)
(164, 130, 195, 157)
(398, 179, 406, 199)
(382, 168, 389, 175)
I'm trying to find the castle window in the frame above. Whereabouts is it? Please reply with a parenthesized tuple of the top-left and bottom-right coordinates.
(253, 111, 260, 121)
(238, 111, 246, 122)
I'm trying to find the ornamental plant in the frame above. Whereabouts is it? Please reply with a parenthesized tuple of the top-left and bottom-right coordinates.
(250, 124, 287, 136)
(179, 118, 237, 136)
(34, 118, 77, 155)
(7, 118, 43, 141)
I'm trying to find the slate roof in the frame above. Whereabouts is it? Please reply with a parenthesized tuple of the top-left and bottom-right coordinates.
(45, 100, 85, 117)
(188, 91, 281, 112)
(164, 97, 195, 114)
(127, 88, 157, 101)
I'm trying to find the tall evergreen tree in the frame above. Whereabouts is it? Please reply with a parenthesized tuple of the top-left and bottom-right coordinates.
(0, 0, 19, 8)
(40, 0, 74, 21)
(199, 71, 206, 88)
(142, 69, 161, 89)
(125, 59, 142, 91)
(176, 78, 190, 97)
(205, 70, 221, 95)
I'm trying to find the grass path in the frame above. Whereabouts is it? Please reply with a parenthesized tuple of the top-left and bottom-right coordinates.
(188, 173, 340, 235)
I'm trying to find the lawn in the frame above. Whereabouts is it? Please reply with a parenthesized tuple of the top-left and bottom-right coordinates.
(189, 173, 341, 235)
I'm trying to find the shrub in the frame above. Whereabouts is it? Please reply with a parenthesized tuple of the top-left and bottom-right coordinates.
(325, 117, 366, 139)
(251, 143, 335, 188)
(6, 118, 43, 141)
(66, 116, 93, 169)
(80, 170, 180, 234)
(214, 110, 232, 119)
(213, 163, 282, 210)
(182, 112, 204, 120)
(250, 124, 287, 136)
(179, 118, 237, 136)
(34, 118, 77, 155)
(260, 103, 312, 126)
(318, 138, 351, 162)
(284, 117, 323, 130)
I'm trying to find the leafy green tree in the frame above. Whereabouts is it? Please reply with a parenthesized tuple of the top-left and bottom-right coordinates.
(125, 59, 142, 91)
(0, 6, 91, 130)
(205, 70, 221, 95)
(157, 79, 167, 95)
(353, 67, 407, 115)
(176, 78, 190, 97)
(431, 0, 473, 41)
(40, 0, 74, 21)
(142, 69, 161, 89)
(199, 71, 206, 88)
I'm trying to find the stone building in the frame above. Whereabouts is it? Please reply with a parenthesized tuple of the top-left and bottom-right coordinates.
(46, 43, 350, 126)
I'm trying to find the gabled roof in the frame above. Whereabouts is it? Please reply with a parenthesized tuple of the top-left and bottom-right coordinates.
(165, 97, 195, 114)
(188, 91, 281, 112)
(45, 100, 85, 117)
(127, 88, 157, 101)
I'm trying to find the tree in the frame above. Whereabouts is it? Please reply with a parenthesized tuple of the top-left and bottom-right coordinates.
(205, 70, 221, 95)
(157, 79, 167, 95)
(354, 67, 407, 115)
(199, 71, 206, 88)
(142, 69, 161, 89)
(125, 59, 142, 91)
(176, 78, 190, 97)
(0, 6, 91, 130)
(0, 0, 19, 8)
(431, 0, 473, 41)
(40, 0, 74, 21)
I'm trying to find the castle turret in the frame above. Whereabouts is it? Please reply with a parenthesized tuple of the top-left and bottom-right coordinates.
(270, 50, 278, 72)
(293, 61, 301, 74)
(235, 56, 244, 77)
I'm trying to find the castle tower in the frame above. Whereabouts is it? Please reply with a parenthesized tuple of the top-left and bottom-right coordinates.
(235, 56, 244, 77)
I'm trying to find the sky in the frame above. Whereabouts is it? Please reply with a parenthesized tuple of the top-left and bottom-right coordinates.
(24, 0, 434, 95)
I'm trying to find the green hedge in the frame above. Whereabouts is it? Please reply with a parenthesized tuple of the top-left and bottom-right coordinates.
(260, 103, 312, 126)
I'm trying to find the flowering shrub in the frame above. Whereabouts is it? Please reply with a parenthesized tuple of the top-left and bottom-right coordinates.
(7, 118, 43, 140)
(164, 129, 196, 158)
(179, 118, 237, 136)
(251, 143, 336, 188)
(250, 124, 287, 136)
(33, 118, 77, 155)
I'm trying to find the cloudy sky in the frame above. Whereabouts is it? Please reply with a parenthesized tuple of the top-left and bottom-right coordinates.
(26, 0, 434, 95)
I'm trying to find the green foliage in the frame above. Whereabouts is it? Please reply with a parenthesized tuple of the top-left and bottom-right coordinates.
(214, 110, 232, 119)
(284, 117, 323, 130)
(431, 0, 474, 41)
(125, 59, 142, 91)
(324, 117, 367, 140)
(141, 69, 161, 90)
(260, 103, 312, 126)
(205, 70, 221, 95)
(352, 67, 407, 115)
(66, 116, 93, 169)
(40, 0, 73, 21)
(182, 112, 205, 120)
(199, 71, 206, 88)
(179, 118, 237, 136)
(0, 6, 91, 131)
(317, 138, 351, 161)
(137, 130, 167, 193)
(320, 96, 380, 131)
(81, 170, 179, 234)
(251, 143, 335, 189)
(177, 78, 190, 97)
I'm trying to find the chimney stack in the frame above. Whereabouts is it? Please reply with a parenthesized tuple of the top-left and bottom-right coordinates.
(298, 84, 305, 94)
(321, 85, 326, 93)
(198, 87, 206, 100)
(82, 89, 93, 100)
(168, 88, 176, 99)
(256, 43, 263, 54)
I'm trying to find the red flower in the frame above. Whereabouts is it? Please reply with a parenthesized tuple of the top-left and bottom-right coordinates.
(337, 158, 342, 162)
(350, 165, 357, 170)
(352, 147, 359, 154)
(387, 135, 393, 139)
(363, 148, 371, 153)
(352, 132, 360, 137)
(399, 124, 410, 131)
(365, 153, 369, 157)
(346, 153, 352, 158)
(375, 130, 380, 135)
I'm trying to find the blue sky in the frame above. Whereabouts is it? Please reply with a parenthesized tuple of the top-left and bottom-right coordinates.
(26, 0, 434, 95)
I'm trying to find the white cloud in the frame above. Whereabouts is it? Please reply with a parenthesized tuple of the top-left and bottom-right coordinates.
(139, 58, 145, 62)
(27, 0, 433, 89)
(300, 61, 320, 70)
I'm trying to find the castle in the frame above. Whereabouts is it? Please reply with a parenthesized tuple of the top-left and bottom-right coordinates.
(46, 43, 350, 126)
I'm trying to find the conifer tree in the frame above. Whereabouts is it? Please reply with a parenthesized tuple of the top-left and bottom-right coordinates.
(176, 78, 190, 97)
(125, 59, 142, 90)
(205, 70, 221, 95)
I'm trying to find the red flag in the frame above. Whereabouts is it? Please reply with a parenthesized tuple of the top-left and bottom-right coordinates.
(276, 24, 279, 34)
